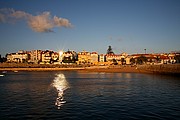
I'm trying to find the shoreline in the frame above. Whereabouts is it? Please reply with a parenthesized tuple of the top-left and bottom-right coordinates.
(0, 66, 148, 74)
(0, 64, 179, 75)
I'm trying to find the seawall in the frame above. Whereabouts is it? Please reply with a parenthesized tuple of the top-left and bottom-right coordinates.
(137, 64, 180, 75)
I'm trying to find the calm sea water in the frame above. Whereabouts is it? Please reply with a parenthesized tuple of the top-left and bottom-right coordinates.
(0, 71, 180, 120)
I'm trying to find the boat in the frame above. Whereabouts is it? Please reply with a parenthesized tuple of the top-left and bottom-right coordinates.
(0, 74, 4, 77)
(0, 71, 7, 76)
(2, 71, 7, 74)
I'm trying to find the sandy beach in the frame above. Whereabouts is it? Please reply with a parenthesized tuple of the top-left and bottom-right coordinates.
(0, 66, 146, 73)
(1, 64, 179, 75)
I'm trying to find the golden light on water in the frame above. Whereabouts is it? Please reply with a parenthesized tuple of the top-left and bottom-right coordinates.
(52, 73, 69, 109)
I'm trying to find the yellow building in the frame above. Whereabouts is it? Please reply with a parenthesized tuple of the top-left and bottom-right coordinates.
(77, 50, 91, 64)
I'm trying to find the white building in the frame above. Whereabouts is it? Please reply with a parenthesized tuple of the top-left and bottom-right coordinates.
(105, 52, 128, 64)
(52, 52, 59, 61)
(99, 54, 105, 62)
(90, 52, 99, 64)
(41, 50, 53, 64)
(29, 50, 42, 63)
(7, 52, 29, 63)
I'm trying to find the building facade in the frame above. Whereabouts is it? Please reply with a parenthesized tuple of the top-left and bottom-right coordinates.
(29, 50, 42, 63)
(41, 50, 53, 64)
(77, 50, 91, 64)
(90, 52, 99, 65)
(7, 52, 29, 63)
(62, 50, 78, 63)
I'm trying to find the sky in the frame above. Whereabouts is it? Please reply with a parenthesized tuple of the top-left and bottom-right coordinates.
(0, 0, 180, 57)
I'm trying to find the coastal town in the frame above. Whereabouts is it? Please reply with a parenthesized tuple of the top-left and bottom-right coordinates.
(0, 46, 180, 66)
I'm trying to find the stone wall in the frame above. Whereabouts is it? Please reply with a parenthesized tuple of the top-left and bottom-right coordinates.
(137, 64, 180, 75)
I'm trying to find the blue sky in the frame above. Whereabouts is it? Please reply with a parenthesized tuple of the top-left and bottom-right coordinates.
(0, 0, 180, 56)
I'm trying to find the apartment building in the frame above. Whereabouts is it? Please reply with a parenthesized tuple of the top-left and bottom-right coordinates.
(41, 50, 53, 64)
(62, 50, 77, 63)
(29, 50, 42, 63)
(77, 50, 91, 64)
(7, 52, 29, 63)
(90, 52, 99, 65)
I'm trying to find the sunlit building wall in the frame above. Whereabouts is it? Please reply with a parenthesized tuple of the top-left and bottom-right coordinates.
(29, 50, 42, 63)
(90, 52, 99, 65)
(7, 52, 29, 63)
(77, 50, 91, 64)
(51, 52, 59, 61)
(99, 54, 105, 62)
(41, 50, 53, 64)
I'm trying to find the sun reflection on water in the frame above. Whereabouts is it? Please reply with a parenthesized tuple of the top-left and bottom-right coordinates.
(51, 73, 69, 109)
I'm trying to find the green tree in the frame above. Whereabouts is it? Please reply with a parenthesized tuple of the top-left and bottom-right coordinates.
(130, 58, 135, 64)
(112, 59, 118, 65)
(121, 58, 125, 65)
(137, 55, 147, 64)
(175, 54, 180, 63)
(155, 56, 161, 63)
(107, 46, 114, 55)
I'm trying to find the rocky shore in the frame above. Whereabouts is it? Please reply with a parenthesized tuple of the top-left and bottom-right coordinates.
(137, 64, 180, 75)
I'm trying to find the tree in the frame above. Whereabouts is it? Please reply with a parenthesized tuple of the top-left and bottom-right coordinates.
(136, 55, 147, 64)
(140, 55, 147, 63)
(121, 58, 125, 65)
(112, 59, 118, 65)
(130, 58, 135, 64)
(175, 54, 180, 63)
(107, 46, 114, 55)
(136, 57, 143, 64)
(155, 56, 161, 63)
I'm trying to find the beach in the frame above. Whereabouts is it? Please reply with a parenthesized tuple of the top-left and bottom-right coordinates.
(0, 64, 144, 73)
(0, 63, 180, 75)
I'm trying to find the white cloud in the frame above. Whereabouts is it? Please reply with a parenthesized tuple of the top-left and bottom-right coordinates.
(0, 8, 72, 32)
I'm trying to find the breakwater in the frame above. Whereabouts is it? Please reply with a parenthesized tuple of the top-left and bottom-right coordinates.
(137, 64, 180, 75)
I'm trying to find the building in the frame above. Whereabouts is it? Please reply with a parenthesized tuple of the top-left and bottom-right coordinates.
(105, 54, 121, 62)
(29, 50, 42, 63)
(62, 50, 78, 63)
(77, 50, 91, 64)
(41, 50, 53, 64)
(7, 52, 29, 63)
(125, 56, 131, 65)
(90, 52, 99, 65)
(130, 54, 157, 64)
(99, 54, 105, 62)
(51, 52, 59, 62)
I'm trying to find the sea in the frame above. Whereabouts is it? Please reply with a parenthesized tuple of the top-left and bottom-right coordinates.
(0, 71, 180, 120)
